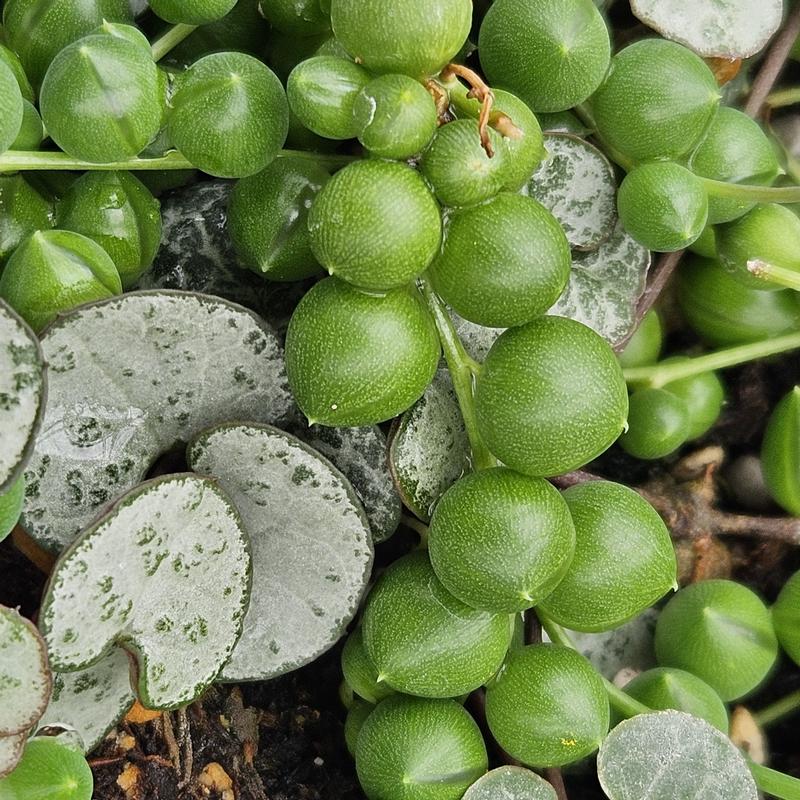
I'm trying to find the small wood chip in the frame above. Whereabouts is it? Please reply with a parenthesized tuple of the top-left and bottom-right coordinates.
(125, 700, 163, 725)
(198, 762, 235, 799)
(116, 763, 140, 799)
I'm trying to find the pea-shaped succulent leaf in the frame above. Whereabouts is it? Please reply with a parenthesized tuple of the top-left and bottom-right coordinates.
(330, 0, 471, 78)
(344, 698, 374, 757)
(661, 359, 725, 440)
(308, 160, 442, 290)
(0, 477, 24, 543)
(689, 224, 717, 259)
(150, 0, 237, 24)
(591, 39, 721, 163)
(0, 174, 54, 264)
(773, 570, 800, 666)
(55, 171, 161, 289)
(286, 278, 439, 426)
(485, 644, 609, 767)
(761, 387, 800, 516)
(0, 229, 122, 332)
(10, 100, 44, 151)
(0, 736, 94, 798)
(654, 579, 778, 701)
(622, 668, 729, 733)
(362, 552, 513, 697)
(689, 108, 781, 225)
(0, 300, 45, 493)
(525, 133, 617, 252)
(0, 44, 34, 103)
(619, 388, 691, 460)
(618, 162, 708, 252)
(476, 316, 628, 477)
(356, 695, 487, 800)
(353, 74, 437, 159)
(39, 33, 161, 163)
(0, 61, 23, 155)
(287, 56, 370, 140)
(169, 52, 288, 179)
(229, 157, 328, 282)
(617, 310, 663, 369)
(420, 120, 508, 208)
(428, 468, 575, 613)
(3, 0, 134, 89)
(40, 474, 251, 709)
(677, 255, 800, 346)
(342, 628, 396, 705)
(429, 193, 571, 328)
(716, 203, 800, 290)
(259, 0, 330, 36)
(597, 711, 758, 800)
(479, 0, 610, 113)
(188, 423, 373, 681)
(538, 481, 677, 631)
(463, 766, 558, 800)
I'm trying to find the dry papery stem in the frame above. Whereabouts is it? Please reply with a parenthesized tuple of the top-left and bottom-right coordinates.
(440, 63, 498, 156)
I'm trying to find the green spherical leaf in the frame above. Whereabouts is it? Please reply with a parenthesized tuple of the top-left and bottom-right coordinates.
(308, 160, 442, 290)
(428, 467, 575, 613)
(0, 61, 23, 156)
(762, 386, 800, 516)
(661, 359, 725, 440)
(429, 193, 571, 328)
(420, 119, 508, 208)
(0, 476, 25, 543)
(362, 551, 513, 697)
(475, 316, 629, 477)
(0, 230, 122, 332)
(0, 175, 54, 265)
(10, 100, 44, 151)
(463, 767, 557, 800)
(55, 171, 161, 289)
(0, 737, 93, 800)
(341, 627, 396, 705)
(330, 0, 471, 78)
(150, 0, 237, 24)
(622, 667, 729, 733)
(485, 644, 609, 767)
(3, 0, 134, 89)
(355, 695, 488, 800)
(259, 0, 331, 36)
(344, 698, 374, 757)
(169, 52, 288, 178)
(677, 255, 800, 346)
(655, 579, 778, 701)
(0, 43, 34, 103)
(591, 39, 720, 163)
(619, 387, 691, 460)
(538, 481, 677, 632)
(716, 203, 800, 290)
(479, 0, 610, 113)
(689, 107, 781, 225)
(773, 570, 800, 666)
(285, 277, 440, 426)
(617, 310, 663, 369)
(40, 33, 162, 163)
(617, 162, 708, 252)
(353, 74, 437, 159)
(287, 56, 370, 140)
(229, 156, 328, 281)
(689, 223, 717, 258)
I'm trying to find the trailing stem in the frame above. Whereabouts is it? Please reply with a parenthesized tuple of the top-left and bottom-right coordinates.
(754, 688, 800, 729)
(748, 260, 800, 291)
(150, 23, 199, 62)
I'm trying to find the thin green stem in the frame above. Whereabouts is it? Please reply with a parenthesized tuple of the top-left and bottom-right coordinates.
(420, 279, 496, 471)
(749, 762, 800, 800)
(755, 688, 800, 728)
(623, 331, 800, 388)
(748, 260, 800, 291)
(767, 86, 800, 109)
(701, 177, 800, 204)
(401, 513, 429, 548)
(150, 23, 198, 62)
(0, 149, 358, 174)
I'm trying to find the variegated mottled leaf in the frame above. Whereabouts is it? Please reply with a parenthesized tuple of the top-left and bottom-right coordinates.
(0, 732, 25, 778)
(0, 300, 45, 493)
(525, 133, 617, 252)
(0, 606, 51, 736)
(548, 222, 651, 347)
(23, 291, 293, 553)
(450, 312, 504, 364)
(39, 474, 251, 710)
(188, 424, 373, 682)
(464, 766, 558, 800)
(37, 649, 135, 753)
(389, 370, 470, 521)
(598, 711, 758, 800)
(631, 0, 782, 59)
(296, 424, 401, 543)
